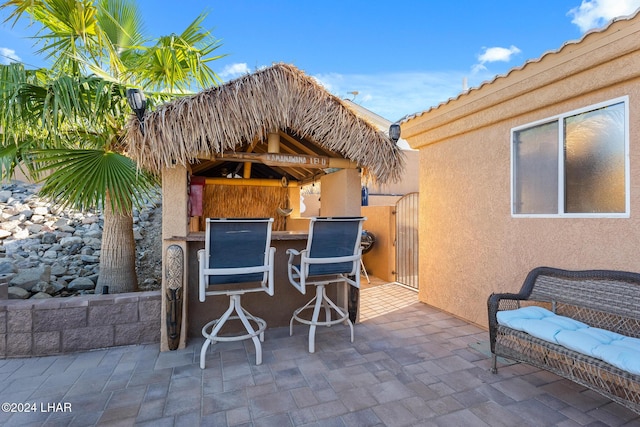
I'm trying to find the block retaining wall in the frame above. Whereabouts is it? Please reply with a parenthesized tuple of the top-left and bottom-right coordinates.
(0, 290, 161, 358)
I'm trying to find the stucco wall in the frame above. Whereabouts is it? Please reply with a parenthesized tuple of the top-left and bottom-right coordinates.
(403, 16, 640, 328)
(320, 169, 362, 216)
(367, 150, 419, 196)
(361, 206, 396, 282)
(161, 166, 190, 351)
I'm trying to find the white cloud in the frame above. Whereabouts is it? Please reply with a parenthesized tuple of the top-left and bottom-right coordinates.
(568, 0, 640, 33)
(471, 45, 521, 75)
(219, 63, 250, 79)
(478, 45, 521, 63)
(477, 45, 521, 67)
(471, 63, 488, 74)
(0, 47, 21, 65)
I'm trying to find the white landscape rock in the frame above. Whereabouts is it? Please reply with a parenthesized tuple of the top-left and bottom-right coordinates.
(8, 285, 29, 299)
(68, 276, 96, 290)
(9, 266, 51, 291)
(0, 181, 162, 299)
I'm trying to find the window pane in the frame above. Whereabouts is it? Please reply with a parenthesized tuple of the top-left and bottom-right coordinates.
(513, 122, 559, 214)
(564, 102, 625, 213)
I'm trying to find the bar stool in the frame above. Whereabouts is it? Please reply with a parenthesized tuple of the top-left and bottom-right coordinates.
(286, 216, 365, 353)
(198, 218, 275, 367)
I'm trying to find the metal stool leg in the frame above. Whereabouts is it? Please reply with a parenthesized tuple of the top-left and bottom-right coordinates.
(360, 259, 370, 284)
(308, 285, 325, 353)
(232, 294, 263, 365)
(290, 282, 355, 353)
(200, 294, 267, 368)
(321, 287, 354, 343)
(200, 297, 235, 369)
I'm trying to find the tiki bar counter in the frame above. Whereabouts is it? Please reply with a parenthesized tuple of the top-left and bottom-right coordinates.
(174, 228, 312, 338)
(125, 64, 404, 351)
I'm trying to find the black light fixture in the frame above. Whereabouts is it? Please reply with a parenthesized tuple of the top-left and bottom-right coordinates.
(126, 88, 147, 134)
(389, 123, 401, 143)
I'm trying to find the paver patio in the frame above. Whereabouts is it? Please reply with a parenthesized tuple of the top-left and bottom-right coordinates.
(0, 282, 638, 426)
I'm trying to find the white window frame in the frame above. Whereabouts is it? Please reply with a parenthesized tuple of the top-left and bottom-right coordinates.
(511, 96, 630, 218)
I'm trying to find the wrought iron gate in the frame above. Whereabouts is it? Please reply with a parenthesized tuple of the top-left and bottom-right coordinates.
(395, 192, 419, 289)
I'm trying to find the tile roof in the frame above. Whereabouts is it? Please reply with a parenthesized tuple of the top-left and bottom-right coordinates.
(402, 8, 640, 124)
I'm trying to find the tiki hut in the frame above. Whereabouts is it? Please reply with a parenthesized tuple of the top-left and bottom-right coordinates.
(127, 62, 404, 186)
(125, 63, 406, 351)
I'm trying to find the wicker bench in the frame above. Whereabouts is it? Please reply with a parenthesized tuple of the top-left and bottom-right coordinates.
(487, 267, 640, 414)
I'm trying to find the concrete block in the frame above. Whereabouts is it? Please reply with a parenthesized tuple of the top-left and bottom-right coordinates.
(33, 331, 61, 356)
(7, 308, 32, 333)
(0, 333, 5, 358)
(62, 325, 113, 352)
(138, 297, 162, 322)
(31, 298, 61, 310)
(6, 332, 32, 357)
(5, 299, 33, 310)
(59, 297, 90, 308)
(114, 323, 141, 346)
(115, 320, 160, 346)
(0, 283, 7, 299)
(33, 307, 87, 332)
(138, 291, 161, 300)
(112, 294, 140, 304)
(88, 302, 138, 326)
(140, 321, 161, 344)
(86, 294, 118, 306)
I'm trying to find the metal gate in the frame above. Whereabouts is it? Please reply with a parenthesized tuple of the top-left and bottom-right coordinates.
(395, 192, 419, 289)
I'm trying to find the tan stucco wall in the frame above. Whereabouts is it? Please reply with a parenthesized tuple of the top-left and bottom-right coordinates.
(367, 149, 419, 196)
(403, 16, 640, 329)
(161, 165, 190, 351)
(361, 206, 396, 282)
(320, 169, 362, 216)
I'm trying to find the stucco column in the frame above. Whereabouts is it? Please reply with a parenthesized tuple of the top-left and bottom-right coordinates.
(289, 185, 301, 217)
(160, 165, 190, 351)
(319, 168, 361, 216)
(319, 168, 362, 320)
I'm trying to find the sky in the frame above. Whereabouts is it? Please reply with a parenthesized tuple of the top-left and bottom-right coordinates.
(2, 0, 640, 122)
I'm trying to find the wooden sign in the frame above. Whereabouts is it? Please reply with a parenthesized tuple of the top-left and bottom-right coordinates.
(262, 153, 328, 167)
(214, 152, 356, 169)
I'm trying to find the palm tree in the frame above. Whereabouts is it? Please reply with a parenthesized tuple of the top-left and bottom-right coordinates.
(0, 0, 224, 293)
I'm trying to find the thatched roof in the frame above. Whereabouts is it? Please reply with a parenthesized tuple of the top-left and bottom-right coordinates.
(126, 63, 404, 184)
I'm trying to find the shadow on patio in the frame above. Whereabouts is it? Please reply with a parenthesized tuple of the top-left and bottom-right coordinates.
(0, 280, 638, 426)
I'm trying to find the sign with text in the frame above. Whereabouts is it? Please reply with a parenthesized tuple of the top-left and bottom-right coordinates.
(216, 152, 337, 168)
(263, 153, 329, 167)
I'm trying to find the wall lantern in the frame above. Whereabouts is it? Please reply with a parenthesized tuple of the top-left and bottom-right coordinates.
(126, 88, 147, 134)
(389, 123, 401, 143)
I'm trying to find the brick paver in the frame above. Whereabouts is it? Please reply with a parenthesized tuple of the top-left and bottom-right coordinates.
(0, 283, 638, 426)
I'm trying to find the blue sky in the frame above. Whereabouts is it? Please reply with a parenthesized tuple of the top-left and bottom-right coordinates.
(2, 0, 640, 121)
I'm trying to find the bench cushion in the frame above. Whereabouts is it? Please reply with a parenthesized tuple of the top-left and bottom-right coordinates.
(497, 306, 588, 339)
(497, 306, 640, 375)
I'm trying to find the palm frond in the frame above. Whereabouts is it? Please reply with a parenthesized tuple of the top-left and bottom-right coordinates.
(94, 0, 146, 79)
(34, 148, 158, 213)
(97, 0, 145, 49)
(132, 11, 224, 92)
(1, 0, 226, 211)
(0, 139, 40, 181)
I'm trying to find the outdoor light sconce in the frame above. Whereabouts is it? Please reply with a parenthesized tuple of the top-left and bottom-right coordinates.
(126, 88, 147, 134)
(389, 123, 401, 144)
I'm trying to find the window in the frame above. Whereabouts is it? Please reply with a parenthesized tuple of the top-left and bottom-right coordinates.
(512, 97, 629, 217)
